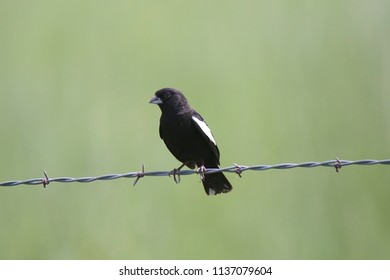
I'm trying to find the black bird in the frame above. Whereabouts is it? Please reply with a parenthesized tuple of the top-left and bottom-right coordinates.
(149, 88, 233, 195)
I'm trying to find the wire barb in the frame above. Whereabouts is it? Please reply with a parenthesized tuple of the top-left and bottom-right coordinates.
(133, 164, 145, 186)
(234, 163, 243, 178)
(334, 157, 342, 173)
(42, 170, 49, 188)
(1, 159, 389, 188)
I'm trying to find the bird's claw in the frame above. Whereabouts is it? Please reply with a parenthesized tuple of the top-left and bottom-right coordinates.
(197, 165, 207, 181)
(169, 168, 181, 184)
(168, 163, 186, 184)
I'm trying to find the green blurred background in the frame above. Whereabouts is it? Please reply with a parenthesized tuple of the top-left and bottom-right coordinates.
(0, 0, 389, 259)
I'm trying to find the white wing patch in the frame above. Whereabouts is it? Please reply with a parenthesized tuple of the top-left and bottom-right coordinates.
(192, 116, 217, 146)
(208, 188, 216, 195)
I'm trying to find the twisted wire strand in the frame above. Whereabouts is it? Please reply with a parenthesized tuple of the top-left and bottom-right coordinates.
(1, 159, 389, 187)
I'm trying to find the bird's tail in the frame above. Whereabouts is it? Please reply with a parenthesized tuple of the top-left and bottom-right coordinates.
(202, 171, 233, 195)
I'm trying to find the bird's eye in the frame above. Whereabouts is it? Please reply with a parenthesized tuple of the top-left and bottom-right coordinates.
(165, 92, 171, 98)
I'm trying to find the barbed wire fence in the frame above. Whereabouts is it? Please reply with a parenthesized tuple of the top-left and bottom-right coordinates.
(1, 158, 389, 188)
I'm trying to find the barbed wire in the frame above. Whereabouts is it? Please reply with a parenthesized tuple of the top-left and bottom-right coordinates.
(0, 158, 389, 188)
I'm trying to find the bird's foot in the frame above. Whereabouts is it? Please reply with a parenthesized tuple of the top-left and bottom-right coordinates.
(169, 168, 181, 184)
(168, 163, 186, 184)
(197, 165, 207, 181)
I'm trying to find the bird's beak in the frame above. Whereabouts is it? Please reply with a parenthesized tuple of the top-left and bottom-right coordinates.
(149, 95, 162, 105)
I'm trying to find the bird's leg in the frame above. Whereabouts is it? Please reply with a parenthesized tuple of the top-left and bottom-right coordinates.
(197, 165, 207, 181)
(169, 163, 186, 184)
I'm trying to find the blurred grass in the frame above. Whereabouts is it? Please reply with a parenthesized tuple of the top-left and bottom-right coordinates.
(0, 0, 389, 259)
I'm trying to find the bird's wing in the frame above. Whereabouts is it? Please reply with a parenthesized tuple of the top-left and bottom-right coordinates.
(191, 112, 220, 162)
(159, 123, 165, 140)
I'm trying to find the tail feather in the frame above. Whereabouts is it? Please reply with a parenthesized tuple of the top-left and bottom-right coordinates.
(202, 172, 233, 195)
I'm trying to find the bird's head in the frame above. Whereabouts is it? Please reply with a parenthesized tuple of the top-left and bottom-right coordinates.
(149, 88, 188, 112)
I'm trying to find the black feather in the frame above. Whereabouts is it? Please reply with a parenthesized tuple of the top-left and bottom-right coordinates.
(150, 88, 233, 195)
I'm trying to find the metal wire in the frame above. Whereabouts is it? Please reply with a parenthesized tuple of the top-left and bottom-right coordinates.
(0, 159, 389, 187)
